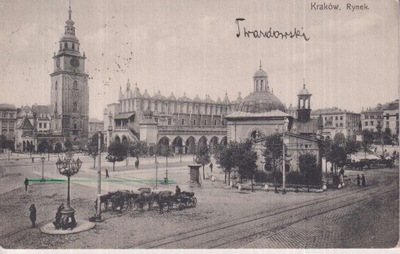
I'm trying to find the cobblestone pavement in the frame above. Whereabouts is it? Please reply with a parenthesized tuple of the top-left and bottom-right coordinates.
(0, 152, 398, 249)
(133, 169, 398, 249)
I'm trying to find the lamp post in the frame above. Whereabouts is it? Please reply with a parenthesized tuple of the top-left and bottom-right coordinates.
(281, 117, 289, 195)
(55, 156, 82, 229)
(40, 157, 46, 182)
(155, 153, 159, 189)
(95, 130, 102, 220)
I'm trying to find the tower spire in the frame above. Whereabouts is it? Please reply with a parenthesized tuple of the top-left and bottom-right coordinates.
(303, 78, 306, 89)
(68, 0, 72, 20)
(259, 60, 262, 70)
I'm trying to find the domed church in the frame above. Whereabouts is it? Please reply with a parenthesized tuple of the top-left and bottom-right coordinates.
(225, 64, 322, 172)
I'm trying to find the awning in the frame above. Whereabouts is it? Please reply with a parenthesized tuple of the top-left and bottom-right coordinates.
(114, 112, 135, 120)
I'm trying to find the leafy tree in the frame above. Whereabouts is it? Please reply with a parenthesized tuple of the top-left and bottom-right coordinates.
(235, 140, 258, 192)
(299, 153, 321, 189)
(361, 129, 374, 158)
(195, 143, 211, 180)
(333, 133, 346, 146)
(107, 140, 128, 171)
(87, 133, 104, 168)
(37, 140, 49, 153)
(64, 139, 73, 152)
(128, 141, 148, 160)
(263, 133, 284, 193)
(54, 143, 63, 154)
(127, 141, 148, 169)
(214, 142, 237, 184)
(330, 143, 347, 171)
(383, 128, 392, 145)
(344, 136, 360, 155)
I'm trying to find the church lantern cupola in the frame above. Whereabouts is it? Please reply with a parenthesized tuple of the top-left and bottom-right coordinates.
(297, 81, 312, 123)
(253, 61, 269, 92)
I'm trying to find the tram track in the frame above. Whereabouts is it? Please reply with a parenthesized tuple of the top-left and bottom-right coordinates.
(132, 181, 397, 248)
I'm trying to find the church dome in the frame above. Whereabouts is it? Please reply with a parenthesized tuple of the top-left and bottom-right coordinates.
(298, 84, 311, 96)
(253, 69, 268, 78)
(238, 91, 286, 113)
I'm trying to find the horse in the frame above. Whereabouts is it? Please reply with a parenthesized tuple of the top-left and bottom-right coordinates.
(156, 190, 174, 214)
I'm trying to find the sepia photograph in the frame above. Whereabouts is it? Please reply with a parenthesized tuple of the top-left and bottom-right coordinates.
(0, 0, 398, 250)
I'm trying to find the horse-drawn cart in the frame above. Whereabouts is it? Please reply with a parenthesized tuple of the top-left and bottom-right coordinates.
(176, 191, 197, 210)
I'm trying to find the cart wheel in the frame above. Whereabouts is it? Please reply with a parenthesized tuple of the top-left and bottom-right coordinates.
(192, 197, 197, 207)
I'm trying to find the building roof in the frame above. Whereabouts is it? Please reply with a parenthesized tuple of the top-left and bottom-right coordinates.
(292, 119, 319, 135)
(297, 84, 311, 96)
(238, 91, 286, 113)
(225, 109, 289, 119)
(31, 105, 50, 114)
(0, 103, 17, 111)
(253, 68, 268, 78)
(114, 112, 135, 120)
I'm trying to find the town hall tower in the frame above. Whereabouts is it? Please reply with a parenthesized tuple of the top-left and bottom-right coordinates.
(50, 4, 89, 140)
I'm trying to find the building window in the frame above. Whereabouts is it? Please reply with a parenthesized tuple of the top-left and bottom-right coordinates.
(155, 118, 158, 123)
(9, 113, 13, 118)
(214, 120, 217, 125)
(181, 119, 185, 125)
(370, 121, 374, 126)
(39, 123, 42, 128)
(72, 43, 75, 50)
(204, 120, 207, 126)
(168, 119, 171, 125)
(73, 102, 78, 112)
(365, 121, 368, 126)
(193, 120, 196, 126)
(65, 42, 68, 49)
(44, 123, 47, 128)
(335, 116, 338, 120)
(365, 115, 368, 119)
(340, 123, 343, 127)
(340, 116, 343, 120)
(73, 81, 78, 90)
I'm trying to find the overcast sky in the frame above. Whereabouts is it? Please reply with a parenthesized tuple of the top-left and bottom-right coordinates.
(0, 0, 398, 119)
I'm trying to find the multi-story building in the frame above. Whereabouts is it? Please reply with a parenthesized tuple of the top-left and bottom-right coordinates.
(0, 103, 17, 144)
(382, 99, 399, 136)
(88, 118, 104, 138)
(360, 104, 384, 132)
(104, 80, 242, 153)
(311, 108, 361, 138)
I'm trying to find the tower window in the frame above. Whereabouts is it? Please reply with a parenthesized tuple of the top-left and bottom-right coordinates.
(168, 119, 171, 125)
(64, 42, 68, 49)
(72, 43, 75, 50)
(55, 81, 58, 90)
(193, 120, 196, 126)
(73, 102, 78, 112)
(182, 119, 185, 125)
(73, 81, 78, 90)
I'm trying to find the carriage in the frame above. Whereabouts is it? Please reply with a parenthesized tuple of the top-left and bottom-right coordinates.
(175, 191, 197, 210)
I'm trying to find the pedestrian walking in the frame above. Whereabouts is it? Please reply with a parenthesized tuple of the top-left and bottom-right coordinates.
(361, 174, 366, 186)
(24, 178, 29, 192)
(105, 168, 109, 178)
(29, 204, 36, 228)
(356, 174, 360, 186)
(209, 162, 213, 174)
(135, 159, 139, 170)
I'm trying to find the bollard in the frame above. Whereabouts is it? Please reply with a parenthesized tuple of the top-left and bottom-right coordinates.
(264, 184, 269, 191)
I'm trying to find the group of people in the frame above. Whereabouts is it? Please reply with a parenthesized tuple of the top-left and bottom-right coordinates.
(356, 174, 366, 186)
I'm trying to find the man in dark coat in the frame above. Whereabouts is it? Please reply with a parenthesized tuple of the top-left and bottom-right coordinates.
(356, 174, 361, 186)
(210, 162, 213, 174)
(135, 159, 139, 170)
(105, 168, 110, 178)
(29, 204, 36, 228)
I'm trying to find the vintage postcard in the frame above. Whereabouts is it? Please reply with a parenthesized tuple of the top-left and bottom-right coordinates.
(0, 0, 398, 251)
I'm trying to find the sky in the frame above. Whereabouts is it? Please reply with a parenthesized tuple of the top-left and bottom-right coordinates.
(0, 0, 398, 120)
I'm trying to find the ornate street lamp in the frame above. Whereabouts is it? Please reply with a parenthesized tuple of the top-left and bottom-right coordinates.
(55, 156, 82, 229)
(40, 157, 46, 182)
